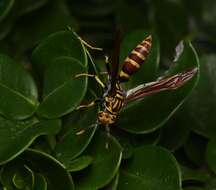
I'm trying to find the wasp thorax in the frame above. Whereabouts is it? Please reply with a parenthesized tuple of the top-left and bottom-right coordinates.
(98, 111, 116, 125)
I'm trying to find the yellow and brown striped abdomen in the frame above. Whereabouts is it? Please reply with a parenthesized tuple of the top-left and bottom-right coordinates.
(119, 35, 152, 82)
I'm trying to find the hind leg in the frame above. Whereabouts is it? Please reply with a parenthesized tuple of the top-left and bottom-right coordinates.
(105, 125, 111, 149)
(75, 123, 98, 136)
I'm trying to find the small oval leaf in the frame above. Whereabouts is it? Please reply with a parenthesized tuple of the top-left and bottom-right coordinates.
(118, 145, 182, 190)
(34, 174, 47, 190)
(37, 57, 88, 118)
(12, 165, 34, 189)
(207, 140, 216, 175)
(0, 117, 61, 165)
(32, 30, 87, 72)
(0, 159, 33, 190)
(22, 149, 75, 190)
(55, 105, 98, 164)
(181, 165, 210, 182)
(74, 131, 122, 190)
(0, 54, 38, 119)
(67, 156, 93, 172)
(183, 55, 216, 138)
(0, 0, 14, 22)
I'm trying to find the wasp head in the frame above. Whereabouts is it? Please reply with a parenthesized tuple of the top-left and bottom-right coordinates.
(98, 111, 116, 125)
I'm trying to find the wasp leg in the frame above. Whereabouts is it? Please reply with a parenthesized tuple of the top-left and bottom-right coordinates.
(75, 73, 105, 88)
(75, 123, 98, 136)
(99, 71, 108, 75)
(105, 125, 111, 149)
(75, 98, 101, 110)
(67, 27, 103, 51)
(77, 36, 103, 51)
(105, 55, 111, 75)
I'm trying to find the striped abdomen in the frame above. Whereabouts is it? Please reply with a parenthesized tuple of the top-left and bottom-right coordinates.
(119, 35, 152, 82)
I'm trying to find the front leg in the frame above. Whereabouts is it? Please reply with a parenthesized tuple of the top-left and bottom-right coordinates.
(76, 99, 101, 110)
(75, 73, 106, 88)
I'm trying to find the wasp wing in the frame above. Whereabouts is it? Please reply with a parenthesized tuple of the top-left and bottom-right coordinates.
(109, 30, 123, 95)
(125, 67, 198, 104)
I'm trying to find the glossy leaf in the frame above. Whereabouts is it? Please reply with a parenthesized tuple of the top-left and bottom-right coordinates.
(22, 149, 74, 190)
(153, 0, 188, 58)
(183, 55, 216, 138)
(206, 177, 216, 190)
(118, 41, 199, 133)
(116, 1, 150, 32)
(0, 117, 61, 165)
(12, 165, 34, 189)
(14, 0, 49, 16)
(34, 174, 47, 190)
(113, 129, 160, 159)
(118, 145, 182, 190)
(206, 140, 216, 174)
(159, 107, 190, 151)
(32, 30, 87, 73)
(181, 165, 210, 182)
(11, 1, 78, 54)
(67, 156, 93, 172)
(37, 57, 88, 118)
(55, 105, 98, 163)
(103, 173, 119, 190)
(74, 131, 122, 190)
(0, 54, 38, 119)
(184, 133, 207, 166)
(120, 29, 160, 87)
(0, 0, 14, 22)
(184, 188, 206, 190)
(0, 19, 13, 40)
(0, 160, 33, 190)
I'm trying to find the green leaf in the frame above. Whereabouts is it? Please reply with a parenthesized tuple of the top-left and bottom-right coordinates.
(206, 177, 216, 190)
(116, 1, 150, 32)
(22, 149, 74, 190)
(118, 145, 182, 190)
(103, 173, 119, 190)
(153, 0, 188, 57)
(55, 105, 98, 163)
(0, 160, 34, 190)
(34, 174, 47, 190)
(0, 18, 13, 40)
(159, 107, 190, 151)
(0, 54, 38, 119)
(120, 30, 160, 87)
(206, 140, 216, 174)
(74, 131, 122, 190)
(118, 41, 199, 133)
(12, 165, 34, 189)
(11, 1, 78, 54)
(66, 156, 93, 172)
(32, 30, 87, 73)
(183, 55, 216, 139)
(13, 0, 49, 16)
(113, 129, 160, 159)
(0, 0, 14, 22)
(184, 133, 207, 166)
(181, 165, 210, 182)
(184, 188, 206, 190)
(37, 57, 88, 118)
(0, 117, 61, 165)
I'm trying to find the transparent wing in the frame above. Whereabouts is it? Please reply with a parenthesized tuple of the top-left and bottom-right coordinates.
(125, 67, 198, 104)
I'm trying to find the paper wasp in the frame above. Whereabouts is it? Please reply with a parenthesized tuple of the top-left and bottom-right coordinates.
(74, 32, 198, 136)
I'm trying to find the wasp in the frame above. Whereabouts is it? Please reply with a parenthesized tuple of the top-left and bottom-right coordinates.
(75, 32, 198, 135)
